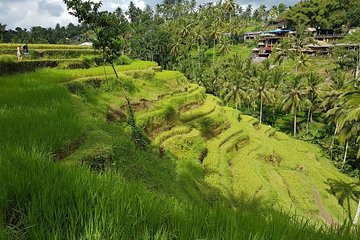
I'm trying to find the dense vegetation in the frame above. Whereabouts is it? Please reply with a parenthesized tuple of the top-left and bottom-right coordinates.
(283, 0, 360, 29)
(1, 57, 359, 239)
(1, 0, 360, 239)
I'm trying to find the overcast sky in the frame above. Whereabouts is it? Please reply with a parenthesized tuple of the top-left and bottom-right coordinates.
(0, 0, 299, 29)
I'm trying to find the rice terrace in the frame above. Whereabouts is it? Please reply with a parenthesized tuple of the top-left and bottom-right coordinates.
(0, 0, 360, 239)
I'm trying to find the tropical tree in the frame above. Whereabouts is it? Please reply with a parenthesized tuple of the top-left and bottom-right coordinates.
(337, 90, 360, 169)
(305, 72, 322, 131)
(223, 55, 248, 109)
(223, 0, 236, 25)
(254, 62, 272, 124)
(63, 0, 128, 78)
(270, 67, 286, 121)
(0, 23, 7, 43)
(282, 75, 305, 136)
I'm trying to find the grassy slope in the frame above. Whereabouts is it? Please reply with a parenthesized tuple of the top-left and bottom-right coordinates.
(130, 66, 359, 225)
(0, 59, 359, 239)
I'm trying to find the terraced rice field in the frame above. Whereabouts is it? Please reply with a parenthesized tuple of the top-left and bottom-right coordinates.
(131, 71, 359, 225)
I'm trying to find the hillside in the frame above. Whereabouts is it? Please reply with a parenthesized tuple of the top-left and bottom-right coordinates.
(1, 55, 359, 239)
(122, 68, 358, 225)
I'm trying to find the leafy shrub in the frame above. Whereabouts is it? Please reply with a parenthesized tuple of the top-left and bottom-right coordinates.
(81, 55, 96, 67)
(114, 55, 131, 65)
(163, 105, 178, 121)
(121, 79, 138, 93)
(198, 117, 215, 136)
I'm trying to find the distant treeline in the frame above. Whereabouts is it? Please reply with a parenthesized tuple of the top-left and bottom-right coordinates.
(0, 23, 89, 44)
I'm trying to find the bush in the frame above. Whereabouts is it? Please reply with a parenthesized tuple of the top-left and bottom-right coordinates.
(80, 55, 96, 67)
(114, 55, 131, 65)
(198, 117, 215, 137)
(163, 105, 178, 121)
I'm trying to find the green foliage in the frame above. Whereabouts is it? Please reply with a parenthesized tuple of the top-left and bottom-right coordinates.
(1, 57, 360, 239)
(64, 0, 128, 77)
(126, 98, 150, 150)
(163, 105, 178, 121)
(282, 0, 360, 29)
(114, 55, 131, 65)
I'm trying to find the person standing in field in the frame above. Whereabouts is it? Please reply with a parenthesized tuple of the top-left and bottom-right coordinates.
(23, 44, 29, 58)
(17, 45, 22, 60)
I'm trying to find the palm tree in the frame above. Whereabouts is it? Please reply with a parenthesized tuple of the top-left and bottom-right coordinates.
(270, 67, 286, 121)
(224, 79, 247, 110)
(223, 0, 236, 25)
(295, 53, 308, 75)
(282, 75, 304, 136)
(305, 72, 322, 131)
(354, 199, 360, 225)
(223, 55, 248, 110)
(218, 35, 230, 58)
(209, 22, 223, 65)
(326, 105, 347, 160)
(322, 71, 348, 159)
(254, 63, 272, 124)
(337, 98, 360, 169)
(273, 37, 292, 71)
(170, 36, 184, 57)
(193, 25, 205, 68)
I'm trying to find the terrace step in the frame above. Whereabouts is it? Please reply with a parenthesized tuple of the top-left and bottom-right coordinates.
(179, 95, 218, 123)
(153, 125, 192, 146)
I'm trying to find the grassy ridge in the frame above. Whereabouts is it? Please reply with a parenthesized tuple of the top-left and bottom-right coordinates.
(0, 61, 359, 239)
(0, 43, 92, 50)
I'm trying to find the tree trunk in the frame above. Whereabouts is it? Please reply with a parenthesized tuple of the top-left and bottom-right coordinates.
(234, 95, 238, 110)
(198, 44, 201, 69)
(213, 39, 216, 66)
(330, 121, 338, 160)
(272, 102, 276, 120)
(306, 108, 311, 132)
(293, 110, 297, 137)
(353, 200, 360, 225)
(102, 63, 108, 80)
(341, 140, 349, 170)
(111, 63, 119, 78)
(259, 93, 263, 124)
(355, 46, 359, 80)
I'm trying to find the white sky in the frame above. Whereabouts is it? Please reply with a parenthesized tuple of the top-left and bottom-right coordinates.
(0, 0, 299, 29)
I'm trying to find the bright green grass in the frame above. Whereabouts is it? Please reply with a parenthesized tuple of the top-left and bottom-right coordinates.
(141, 88, 360, 227)
(1, 60, 359, 239)
(0, 43, 91, 50)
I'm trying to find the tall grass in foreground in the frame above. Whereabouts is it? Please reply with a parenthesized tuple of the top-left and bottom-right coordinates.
(0, 62, 359, 239)
(1, 148, 358, 240)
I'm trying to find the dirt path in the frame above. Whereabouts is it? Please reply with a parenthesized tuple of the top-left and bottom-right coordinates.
(313, 189, 339, 226)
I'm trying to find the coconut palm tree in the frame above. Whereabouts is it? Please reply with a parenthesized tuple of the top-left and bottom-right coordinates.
(282, 75, 305, 136)
(305, 72, 322, 131)
(218, 35, 230, 57)
(270, 67, 286, 121)
(295, 53, 308, 75)
(223, 0, 237, 25)
(254, 62, 272, 124)
(209, 22, 223, 65)
(337, 95, 360, 169)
